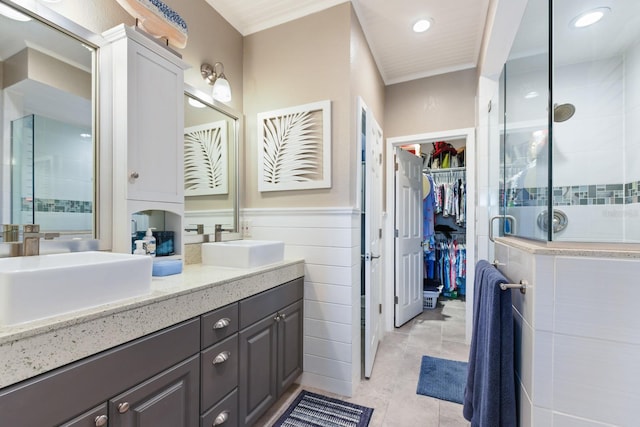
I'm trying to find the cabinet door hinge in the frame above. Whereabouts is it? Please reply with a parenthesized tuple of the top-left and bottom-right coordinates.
(379, 303, 382, 314)
(394, 296, 399, 304)
(395, 229, 399, 238)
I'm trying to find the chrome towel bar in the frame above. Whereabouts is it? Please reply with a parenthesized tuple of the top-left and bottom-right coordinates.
(491, 259, 527, 294)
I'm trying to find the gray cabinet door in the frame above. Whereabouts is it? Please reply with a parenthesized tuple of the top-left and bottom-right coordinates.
(277, 300, 303, 395)
(238, 315, 277, 427)
(108, 355, 199, 427)
(59, 403, 108, 427)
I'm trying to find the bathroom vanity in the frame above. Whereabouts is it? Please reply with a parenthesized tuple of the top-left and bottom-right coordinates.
(0, 260, 304, 427)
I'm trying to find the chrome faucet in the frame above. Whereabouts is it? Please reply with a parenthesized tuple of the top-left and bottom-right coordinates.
(185, 224, 204, 234)
(214, 224, 233, 242)
(22, 224, 60, 256)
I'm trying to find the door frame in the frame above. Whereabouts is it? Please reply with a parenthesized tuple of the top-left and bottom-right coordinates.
(384, 128, 476, 342)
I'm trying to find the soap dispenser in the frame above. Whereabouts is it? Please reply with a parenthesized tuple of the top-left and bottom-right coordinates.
(133, 240, 146, 255)
(143, 228, 156, 257)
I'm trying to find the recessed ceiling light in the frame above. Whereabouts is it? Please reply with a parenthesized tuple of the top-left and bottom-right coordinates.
(571, 7, 610, 28)
(413, 19, 432, 33)
(524, 91, 539, 99)
(0, 3, 32, 21)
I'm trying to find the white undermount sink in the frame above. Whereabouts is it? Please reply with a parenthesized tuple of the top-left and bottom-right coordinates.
(201, 240, 284, 268)
(0, 251, 152, 327)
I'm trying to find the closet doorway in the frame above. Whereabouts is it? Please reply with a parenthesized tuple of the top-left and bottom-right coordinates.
(385, 128, 476, 341)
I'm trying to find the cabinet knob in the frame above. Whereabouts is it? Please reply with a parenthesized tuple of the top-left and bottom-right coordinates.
(213, 410, 229, 425)
(273, 314, 281, 322)
(130, 171, 139, 179)
(212, 351, 231, 365)
(213, 318, 230, 329)
(280, 312, 287, 320)
(94, 415, 108, 427)
(117, 402, 130, 413)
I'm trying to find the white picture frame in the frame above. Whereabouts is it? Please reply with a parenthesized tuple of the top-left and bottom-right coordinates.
(184, 120, 228, 196)
(257, 100, 331, 192)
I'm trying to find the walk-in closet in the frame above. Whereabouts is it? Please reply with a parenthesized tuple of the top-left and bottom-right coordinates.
(420, 139, 467, 302)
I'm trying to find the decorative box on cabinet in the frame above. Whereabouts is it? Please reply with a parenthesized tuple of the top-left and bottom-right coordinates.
(101, 24, 189, 254)
(238, 278, 303, 426)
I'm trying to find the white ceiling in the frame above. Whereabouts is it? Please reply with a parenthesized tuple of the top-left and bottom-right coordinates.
(204, 0, 491, 85)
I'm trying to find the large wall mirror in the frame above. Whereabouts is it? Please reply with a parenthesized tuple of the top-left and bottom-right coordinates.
(0, 0, 99, 240)
(183, 85, 240, 234)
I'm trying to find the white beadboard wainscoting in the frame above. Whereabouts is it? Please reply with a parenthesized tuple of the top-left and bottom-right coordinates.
(241, 207, 362, 397)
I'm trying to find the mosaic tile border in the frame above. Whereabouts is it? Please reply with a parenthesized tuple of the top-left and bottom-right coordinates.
(502, 180, 640, 207)
(21, 198, 93, 213)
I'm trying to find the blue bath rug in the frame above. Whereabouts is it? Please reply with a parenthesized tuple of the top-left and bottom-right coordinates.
(272, 390, 373, 427)
(416, 355, 468, 404)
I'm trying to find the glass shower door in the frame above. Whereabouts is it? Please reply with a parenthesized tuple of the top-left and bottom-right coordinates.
(500, 0, 551, 241)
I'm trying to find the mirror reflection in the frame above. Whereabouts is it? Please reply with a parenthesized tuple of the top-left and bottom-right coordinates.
(0, 1, 95, 238)
(183, 88, 239, 235)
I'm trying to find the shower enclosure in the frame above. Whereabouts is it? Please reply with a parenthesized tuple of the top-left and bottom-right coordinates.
(11, 115, 93, 232)
(499, 0, 640, 243)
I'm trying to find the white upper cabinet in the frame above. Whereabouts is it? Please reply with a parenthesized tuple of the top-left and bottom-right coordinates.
(101, 25, 189, 253)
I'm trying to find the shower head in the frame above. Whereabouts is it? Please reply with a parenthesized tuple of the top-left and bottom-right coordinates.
(553, 103, 576, 122)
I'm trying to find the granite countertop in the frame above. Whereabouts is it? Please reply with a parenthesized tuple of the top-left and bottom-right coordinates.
(0, 259, 304, 389)
(495, 236, 640, 259)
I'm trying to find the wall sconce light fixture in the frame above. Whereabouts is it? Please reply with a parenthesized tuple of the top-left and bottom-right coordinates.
(201, 62, 231, 103)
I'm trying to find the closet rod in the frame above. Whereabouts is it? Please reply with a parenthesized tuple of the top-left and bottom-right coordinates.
(425, 166, 466, 173)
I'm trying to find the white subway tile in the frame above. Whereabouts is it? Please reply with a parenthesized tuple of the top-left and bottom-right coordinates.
(553, 335, 640, 425)
(555, 257, 640, 344)
(534, 255, 554, 332)
(533, 330, 553, 409)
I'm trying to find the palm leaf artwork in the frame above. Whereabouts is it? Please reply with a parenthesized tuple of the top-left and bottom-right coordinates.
(258, 100, 331, 192)
(184, 121, 228, 196)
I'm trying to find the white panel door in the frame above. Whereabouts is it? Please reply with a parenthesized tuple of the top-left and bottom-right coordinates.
(364, 114, 383, 378)
(394, 148, 423, 327)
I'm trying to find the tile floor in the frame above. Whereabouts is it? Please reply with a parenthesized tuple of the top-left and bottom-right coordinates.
(256, 298, 471, 426)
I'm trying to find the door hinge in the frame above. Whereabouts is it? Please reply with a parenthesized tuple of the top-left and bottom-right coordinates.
(379, 228, 382, 239)
(395, 229, 399, 238)
(379, 303, 382, 314)
(488, 99, 492, 113)
(395, 161, 398, 171)
(394, 296, 399, 304)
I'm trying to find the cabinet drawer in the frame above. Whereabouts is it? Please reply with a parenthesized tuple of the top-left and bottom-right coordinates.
(201, 303, 239, 349)
(201, 334, 239, 412)
(239, 278, 303, 329)
(59, 403, 108, 427)
(201, 389, 238, 427)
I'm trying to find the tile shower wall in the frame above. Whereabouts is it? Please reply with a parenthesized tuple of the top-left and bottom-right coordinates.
(496, 242, 640, 426)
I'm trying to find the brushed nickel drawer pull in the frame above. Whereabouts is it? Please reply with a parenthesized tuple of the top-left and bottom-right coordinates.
(213, 318, 230, 329)
(117, 402, 129, 413)
(94, 415, 108, 426)
(212, 351, 231, 365)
